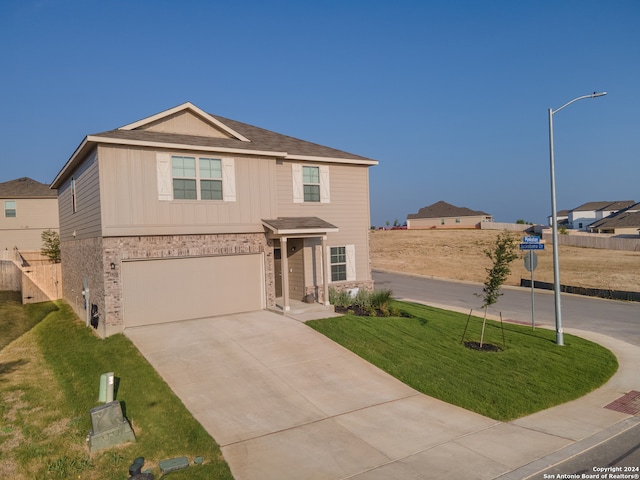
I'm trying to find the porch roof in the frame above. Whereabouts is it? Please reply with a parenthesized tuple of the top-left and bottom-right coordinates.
(262, 217, 338, 235)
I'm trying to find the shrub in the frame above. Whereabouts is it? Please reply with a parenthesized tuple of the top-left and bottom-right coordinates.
(329, 287, 394, 315)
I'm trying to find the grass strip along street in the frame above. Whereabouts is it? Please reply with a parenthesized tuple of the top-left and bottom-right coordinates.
(307, 301, 618, 421)
(0, 297, 233, 480)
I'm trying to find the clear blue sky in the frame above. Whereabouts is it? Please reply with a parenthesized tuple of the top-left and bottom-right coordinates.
(1, 0, 638, 226)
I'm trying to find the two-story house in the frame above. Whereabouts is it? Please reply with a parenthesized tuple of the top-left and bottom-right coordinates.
(568, 200, 635, 230)
(51, 102, 377, 337)
(0, 177, 59, 257)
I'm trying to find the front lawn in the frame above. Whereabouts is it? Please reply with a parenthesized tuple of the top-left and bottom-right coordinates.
(307, 301, 618, 421)
(0, 299, 233, 480)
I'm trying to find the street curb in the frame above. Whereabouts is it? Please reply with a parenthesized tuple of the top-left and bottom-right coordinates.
(495, 416, 640, 479)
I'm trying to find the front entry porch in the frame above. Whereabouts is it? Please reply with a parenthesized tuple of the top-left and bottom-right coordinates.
(263, 217, 339, 314)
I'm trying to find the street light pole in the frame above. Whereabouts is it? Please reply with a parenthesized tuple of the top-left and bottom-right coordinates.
(548, 91, 607, 346)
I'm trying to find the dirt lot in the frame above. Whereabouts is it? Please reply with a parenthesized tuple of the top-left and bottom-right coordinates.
(370, 229, 640, 293)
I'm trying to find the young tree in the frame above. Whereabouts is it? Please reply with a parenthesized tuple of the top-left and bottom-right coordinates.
(477, 230, 518, 346)
(41, 229, 61, 263)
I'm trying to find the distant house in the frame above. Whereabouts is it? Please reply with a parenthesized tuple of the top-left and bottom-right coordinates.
(568, 200, 635, 231)
(548, 209, 570, 228)
(588, 202, 640, 235)
(406, 201, 493, 229)
(50, 102, 378, 337)
(0, 177, 59, 255)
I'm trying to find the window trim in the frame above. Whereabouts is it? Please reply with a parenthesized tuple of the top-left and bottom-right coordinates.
(292, 163, 330, 204)
(328, 244, 356, 282)
(156, 153, 236, 202)
(71, 177, 77, 213)
(4, 200, 16, 218)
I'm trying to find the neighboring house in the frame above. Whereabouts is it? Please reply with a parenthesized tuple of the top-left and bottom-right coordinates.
(0, 177, 59, 255)
(51, 102, 378, 337)
(568, 200, 635, 230)
(588, 202, 640, 235)
(406, 201, 493, 229)
(547, 209, 569, 228)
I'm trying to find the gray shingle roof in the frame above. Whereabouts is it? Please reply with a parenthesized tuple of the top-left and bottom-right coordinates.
(589, 211, 640, 229)
(262, 217, 338, 234)
(0, 177, 56, 198)
(91, 114, 373, 162)
(407, 201, 490, 219)
(572, 200, 635, 212)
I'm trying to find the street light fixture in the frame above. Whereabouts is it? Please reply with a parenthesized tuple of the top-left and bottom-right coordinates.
(548, 91, 607, 346)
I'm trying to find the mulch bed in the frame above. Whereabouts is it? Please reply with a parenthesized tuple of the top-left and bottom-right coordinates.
(463, 341, 502, 352)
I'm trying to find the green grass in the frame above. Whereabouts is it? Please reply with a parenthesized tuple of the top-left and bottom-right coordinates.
(0, 297, 234, 479)
(307, 301, 618, 421)
(0, 291, 58, 351)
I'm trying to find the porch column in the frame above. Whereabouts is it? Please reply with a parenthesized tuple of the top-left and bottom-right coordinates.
(322, 235, 330, 305)
(281, 236, 290, 311)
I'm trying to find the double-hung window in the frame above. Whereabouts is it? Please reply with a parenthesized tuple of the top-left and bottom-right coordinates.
(330, 246, 347, 281)
(171, 156, 223, 200)
(303, 166, 320, 202)
(4, 200, 16, 218)
(292, 164, 330, 203)
(329, 245, 355, 282)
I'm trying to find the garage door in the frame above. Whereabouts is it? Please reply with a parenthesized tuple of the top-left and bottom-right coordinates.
(122, 254, 264, 328)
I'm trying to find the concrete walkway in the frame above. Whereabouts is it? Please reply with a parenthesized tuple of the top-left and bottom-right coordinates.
(125, 309, 640, 480)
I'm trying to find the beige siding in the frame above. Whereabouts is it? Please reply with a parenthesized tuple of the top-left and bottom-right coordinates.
(0, 198, 59, 251)
(58, 149, 102, 242)
(139, 110, 233, 138)
(276, 161, 372, 284)
(98, 145, 278, 236)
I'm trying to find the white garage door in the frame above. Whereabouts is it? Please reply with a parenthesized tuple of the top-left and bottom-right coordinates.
(122, 254, 264, 328)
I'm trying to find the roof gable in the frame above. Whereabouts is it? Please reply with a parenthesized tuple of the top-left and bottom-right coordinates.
(407, 201, 490, 219)
(52, 102, 377, 189)
(119, 102, 250, 142)
(0, 177, 56, 198)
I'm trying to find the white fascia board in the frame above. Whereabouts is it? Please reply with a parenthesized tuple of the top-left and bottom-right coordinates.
(284, 154, 378, 166)
(118, 102, 251, 142)
(87, 135, 286, 158)
(51, 136, 91, 188)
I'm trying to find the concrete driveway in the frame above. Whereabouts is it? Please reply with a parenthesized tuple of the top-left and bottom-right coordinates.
(124, 310, 634, 480)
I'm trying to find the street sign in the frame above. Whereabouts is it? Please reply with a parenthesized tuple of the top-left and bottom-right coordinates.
(522, 236, 541, 243)
(524, 251, 538, 272)
(519, 243, 545, 250)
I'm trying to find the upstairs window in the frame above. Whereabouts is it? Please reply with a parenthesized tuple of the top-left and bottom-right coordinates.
(292, 164, 330, 203)
(71, 177, 77, 213)
(170, 156, 224, 201)
(4, 200, 16, 218)
(303, 166, 320, 202)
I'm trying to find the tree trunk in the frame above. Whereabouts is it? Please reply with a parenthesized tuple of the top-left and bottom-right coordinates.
(480, 306, 488, 347)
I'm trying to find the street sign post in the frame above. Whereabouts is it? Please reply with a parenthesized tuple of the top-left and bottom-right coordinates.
(524, 251, 538, 330)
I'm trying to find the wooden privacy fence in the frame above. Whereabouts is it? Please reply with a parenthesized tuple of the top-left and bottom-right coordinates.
(0, 261, 21, 291)
(0, 250, 62, 304)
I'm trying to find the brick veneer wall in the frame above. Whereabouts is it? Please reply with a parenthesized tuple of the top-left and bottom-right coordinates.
(311, 280, 374, 303)
(60, 237, 105, 333)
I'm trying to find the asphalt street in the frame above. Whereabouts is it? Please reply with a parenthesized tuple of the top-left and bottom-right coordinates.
(373, 269, 640, 347)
